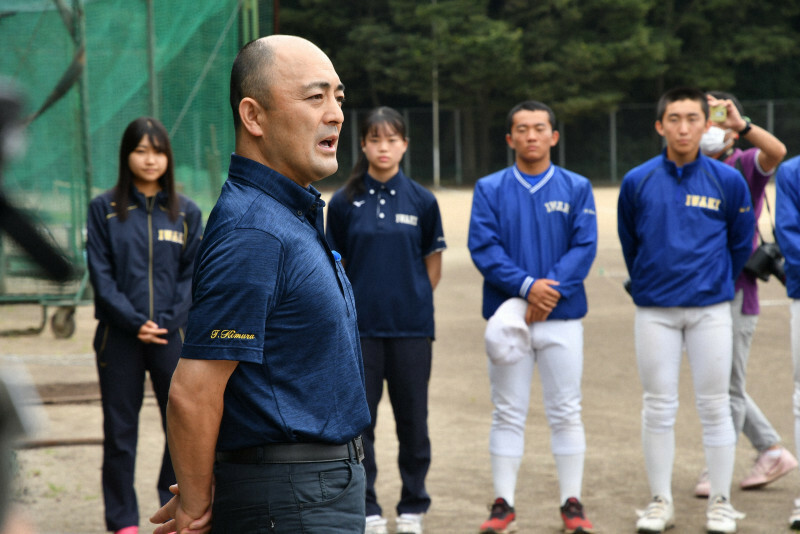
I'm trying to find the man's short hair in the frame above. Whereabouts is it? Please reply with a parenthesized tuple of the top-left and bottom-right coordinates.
(656, 87, 709, 122)
(506, 100, 557, 134)
(230, 39, 275, 131)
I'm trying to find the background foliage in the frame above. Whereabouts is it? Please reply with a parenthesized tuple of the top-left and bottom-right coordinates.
(279, 0, 800, 180)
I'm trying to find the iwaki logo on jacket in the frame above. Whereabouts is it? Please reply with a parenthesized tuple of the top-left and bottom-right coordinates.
(684, 194, 721, 211)
(158, 229, 185, 244)
(544, 200, 570, 214)
(395, 213, 419, 226)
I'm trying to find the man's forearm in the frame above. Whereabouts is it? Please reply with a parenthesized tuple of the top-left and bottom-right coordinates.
(167, 358, 238, 522)
(745, 124, 786, 172)
(167, 400, 217, 518)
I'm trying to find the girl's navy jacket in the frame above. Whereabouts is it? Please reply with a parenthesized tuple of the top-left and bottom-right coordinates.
(86, 187, 203, 335)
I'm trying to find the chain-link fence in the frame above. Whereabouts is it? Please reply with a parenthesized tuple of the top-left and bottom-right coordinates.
(0, 0, 242, 334)
(327, 100, 800, 191)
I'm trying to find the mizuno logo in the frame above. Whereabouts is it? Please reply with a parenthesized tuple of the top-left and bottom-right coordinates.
(353, 201, 366, 207)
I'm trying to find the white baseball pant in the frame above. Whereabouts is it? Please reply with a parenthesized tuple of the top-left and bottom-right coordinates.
(635, 303, 736, 501)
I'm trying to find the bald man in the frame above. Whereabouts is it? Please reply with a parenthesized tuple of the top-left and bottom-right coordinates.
(151, 35, 370, 534)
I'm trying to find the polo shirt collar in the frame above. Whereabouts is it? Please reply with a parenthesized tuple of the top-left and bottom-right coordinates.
(364, 170, 405, 190)
(228, 153, 325, 221)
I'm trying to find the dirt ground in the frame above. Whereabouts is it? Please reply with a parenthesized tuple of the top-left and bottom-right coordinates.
(2, 185, 798, 533)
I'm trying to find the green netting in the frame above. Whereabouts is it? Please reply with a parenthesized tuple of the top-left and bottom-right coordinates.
(0, 0, 244, 298)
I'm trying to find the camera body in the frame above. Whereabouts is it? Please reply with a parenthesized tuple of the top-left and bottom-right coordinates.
(710, 105, 727, 123)
(743, 241, 786, 285)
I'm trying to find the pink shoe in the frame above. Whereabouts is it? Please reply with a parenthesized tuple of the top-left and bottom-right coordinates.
(114, 527, 138, 534)
(694, 467, 710, 498)
(741, 446, 799, 489)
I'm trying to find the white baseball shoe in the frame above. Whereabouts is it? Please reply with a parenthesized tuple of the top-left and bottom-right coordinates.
(636, 495, 674, 533)
(365, 515, 388, 534)
(395, 512, 424, 534)
(705, 495, 744, 534)
(790, 498, 800, 530)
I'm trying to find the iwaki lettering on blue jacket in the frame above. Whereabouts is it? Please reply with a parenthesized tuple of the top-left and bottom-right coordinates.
(544, 200, 570, 214)
(684, 194, 721, 211)
(158, 229, 185, 244)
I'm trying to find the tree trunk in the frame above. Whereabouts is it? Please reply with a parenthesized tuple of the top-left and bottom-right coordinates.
(462, 106, 478, 184)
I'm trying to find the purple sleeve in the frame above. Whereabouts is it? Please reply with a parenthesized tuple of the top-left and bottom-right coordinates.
(727, 148, 772, 217)
(727, 148, 772, 315)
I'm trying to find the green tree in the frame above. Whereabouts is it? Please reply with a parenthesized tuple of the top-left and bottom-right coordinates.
(279, 1, 390, 107)
(383, 0, 524, 175)
(497, 0, 669, 119)
(278, 0, 800, 181)
(282, 0, 523, 176)
(649, 0, 800, 99)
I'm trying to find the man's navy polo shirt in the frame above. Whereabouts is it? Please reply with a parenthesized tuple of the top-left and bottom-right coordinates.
(181, 154, 370, 450)
(326, 171, 446, 338)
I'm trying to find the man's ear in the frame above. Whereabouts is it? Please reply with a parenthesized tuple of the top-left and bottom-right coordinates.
(655, 120, 664, 137)
(239, 97, 265, 138)
(550, 129, 560, 147)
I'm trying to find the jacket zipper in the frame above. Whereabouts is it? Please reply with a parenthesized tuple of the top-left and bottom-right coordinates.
(147, 196, 155, 320)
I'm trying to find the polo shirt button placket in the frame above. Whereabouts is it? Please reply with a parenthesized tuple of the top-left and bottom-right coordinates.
(376, 187, 385, 223)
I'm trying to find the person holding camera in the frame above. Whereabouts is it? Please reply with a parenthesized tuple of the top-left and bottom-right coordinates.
(774, 155, 800, 530)
(690, 91, 794, 499)
(618, 87, 754, 534)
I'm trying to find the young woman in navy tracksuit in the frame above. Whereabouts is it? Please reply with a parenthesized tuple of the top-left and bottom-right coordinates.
(326, 107, 446, 534)
(86, 117, 202, 534)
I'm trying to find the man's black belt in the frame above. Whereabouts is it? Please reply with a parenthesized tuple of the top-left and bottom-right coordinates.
(215, 435, 364, 464)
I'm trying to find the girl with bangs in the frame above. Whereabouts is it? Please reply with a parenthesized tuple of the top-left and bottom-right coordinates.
(86, 117, 202, 534)
(326, 107, 447, 534)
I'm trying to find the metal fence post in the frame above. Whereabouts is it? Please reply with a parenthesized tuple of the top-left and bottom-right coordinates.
(767, 99, 775, 133)
(610, 109, 618, 183)
(454, 109, 462, 185)
(350, 108, 359, 175)
(403, 109, 412, 177)
(146, 0, 158, 118)
(73, 0, 92, 204)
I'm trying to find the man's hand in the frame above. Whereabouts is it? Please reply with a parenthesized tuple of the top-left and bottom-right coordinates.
(525, 303, 551, 323)
(150, 484, 212, 534)
(138, 320, 168, 345)
(705, 94, 787, 172)
(706, 94, 748, 133)
(525, 279, 561, 323)
(525, 278, 561, 324)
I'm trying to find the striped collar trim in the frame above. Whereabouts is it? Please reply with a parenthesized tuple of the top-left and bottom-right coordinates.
(513, 164, 554, 194)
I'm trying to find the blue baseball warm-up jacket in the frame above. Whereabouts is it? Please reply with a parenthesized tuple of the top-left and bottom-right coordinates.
(618, 150, 755, 308)
(468, 164, 598, 320)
